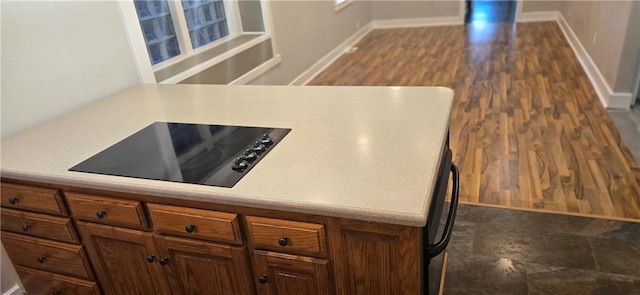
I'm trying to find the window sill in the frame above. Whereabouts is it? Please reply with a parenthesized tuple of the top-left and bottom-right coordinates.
(155, 33, 271, 84)
(335, 0, 352, 12)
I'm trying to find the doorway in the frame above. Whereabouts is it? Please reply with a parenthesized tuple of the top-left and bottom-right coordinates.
(465, 0, 517, 24)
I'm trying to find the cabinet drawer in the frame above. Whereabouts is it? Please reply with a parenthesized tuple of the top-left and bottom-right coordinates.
(1, 231, 94, 280)
(66, 192, 148, 229)
(0, 183, 67, 215)
(245, 216, 327, 255)
(16, 265, 101, 295)
(1, 208, 79, 243)
(148, 203, 242, 245)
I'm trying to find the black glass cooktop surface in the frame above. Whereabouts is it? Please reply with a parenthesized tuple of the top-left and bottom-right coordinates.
(70, 122, 291, 188)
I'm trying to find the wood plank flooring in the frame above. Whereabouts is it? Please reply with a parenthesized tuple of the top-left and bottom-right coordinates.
(309, 22, 640, 221)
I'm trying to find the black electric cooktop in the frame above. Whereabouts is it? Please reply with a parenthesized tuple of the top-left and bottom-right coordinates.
(70, 122, 291, 188)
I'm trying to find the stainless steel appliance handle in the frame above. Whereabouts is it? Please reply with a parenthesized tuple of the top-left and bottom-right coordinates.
(429, 163, 460, 259)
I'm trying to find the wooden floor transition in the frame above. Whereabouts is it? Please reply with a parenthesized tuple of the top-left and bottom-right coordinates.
(309, 22, 640, 221)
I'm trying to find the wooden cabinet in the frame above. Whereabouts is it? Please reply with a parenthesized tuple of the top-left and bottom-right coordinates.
(253, 250, 332, 295)
(76, 200, 255, 295)
(15, 265, 100, 295)
(1, 183, 99, 295)
(2, 180, 426, 295)
(66, 192, 148, 230)
(154, 235, 255, 294)
(245, 216, 333, 295)
(76, 222, 170, 295)
(1, 208, 79, 243)
(147, 203, 242, 245)
(1, 183, 67, 215)
(245, 216, 327, 256)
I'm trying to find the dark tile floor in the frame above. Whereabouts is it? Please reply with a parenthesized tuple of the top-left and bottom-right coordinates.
(609, 107, 640, 164)
(441, 204, 640, 294)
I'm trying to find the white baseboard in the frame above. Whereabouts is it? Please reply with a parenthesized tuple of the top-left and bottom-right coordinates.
(609, 92, 634, 109)
(371, 16, 464, 29)
(556, 13, 631, 109)
(2, 285, 22, 295)
(516, 11, 558, 22)
(289, 22, 373, 86)
(229, 54, 281, 85)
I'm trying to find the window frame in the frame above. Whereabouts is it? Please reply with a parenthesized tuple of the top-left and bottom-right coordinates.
(119, 0, 279, 84)
(164, 0, 241, 65)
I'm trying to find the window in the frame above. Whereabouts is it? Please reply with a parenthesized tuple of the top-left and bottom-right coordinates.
(182, 0, 230, 49)
(121, 0, 280, 84)
(133, 0, 234, 65)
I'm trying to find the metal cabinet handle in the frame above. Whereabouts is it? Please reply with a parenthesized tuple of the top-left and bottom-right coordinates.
(278, 236, 288, 246)
(8, 197, 18, 205)
(37, 256, 46, 263)
(52, 291, 61, 295)
(185, 224, 196, 233)
(429, 164, 460, 258)
(258, 274, 268, 284)
(96, 210, 106, 219)
(159, 256, 169, 265)
(21, 224, 31, 232)
(146, 255, 155, 263)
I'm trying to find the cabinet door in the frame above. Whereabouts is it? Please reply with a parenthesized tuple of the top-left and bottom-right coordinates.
(253, 250, 333, 295)
(76, 222, 170, 295)
(154, 235, 255, 295)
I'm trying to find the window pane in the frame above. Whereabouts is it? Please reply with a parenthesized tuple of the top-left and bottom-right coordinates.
(134, 0, 181, 65)
(182, 0, 230, 49)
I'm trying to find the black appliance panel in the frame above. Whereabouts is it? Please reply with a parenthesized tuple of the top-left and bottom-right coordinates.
(69, 122, 290, 188)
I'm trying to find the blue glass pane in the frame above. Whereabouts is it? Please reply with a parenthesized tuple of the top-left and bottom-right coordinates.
(134, 0, 180, 65)
(182, 0, 230, 49)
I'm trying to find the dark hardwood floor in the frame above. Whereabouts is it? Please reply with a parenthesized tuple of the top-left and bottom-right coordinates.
(309, 22, 640, 221)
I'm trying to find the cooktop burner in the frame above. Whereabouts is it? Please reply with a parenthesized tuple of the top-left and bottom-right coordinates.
(69, 122, 291, 188)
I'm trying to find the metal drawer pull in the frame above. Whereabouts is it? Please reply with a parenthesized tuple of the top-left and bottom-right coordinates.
(21, 224, 31, 232)
(185, 224, 196, 233)
(258, 274, 268, 284)
(8, 197, 18, 205)
(37, 256, 46, 263)
(96, 210, 106, 219)
(278, 236, 288, 246)
(159, 256, 169, 265)
(146, 254, 155, 263)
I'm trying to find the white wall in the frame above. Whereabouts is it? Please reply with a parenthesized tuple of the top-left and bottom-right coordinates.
(249, 1, 372, 85)
(372, 0, 461, 20)
(1, 0, 141, 138)
(1, 1, 142, 291)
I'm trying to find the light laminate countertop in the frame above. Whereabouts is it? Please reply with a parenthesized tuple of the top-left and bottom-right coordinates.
(1, 85, 453, 227)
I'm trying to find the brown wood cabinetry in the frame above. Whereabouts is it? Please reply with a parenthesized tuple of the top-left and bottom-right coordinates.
(76, 222, 170, 295)
(253, 250, 333, 295)
(147, 203, 242, 245)
(66, 192, 148, 230)
(1, 208, 79, 243)
(0, 183, 100, 295)
(154, 235, 255, 294)
(2, 180, 425, 295)
(16, 265, 100, 295)
(246, 216, 327, 256)
(75, 199, 256, 295)
(1, 183, 67, 215)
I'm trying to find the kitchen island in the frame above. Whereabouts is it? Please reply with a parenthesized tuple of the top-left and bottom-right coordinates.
(1, 85, 454, 295)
